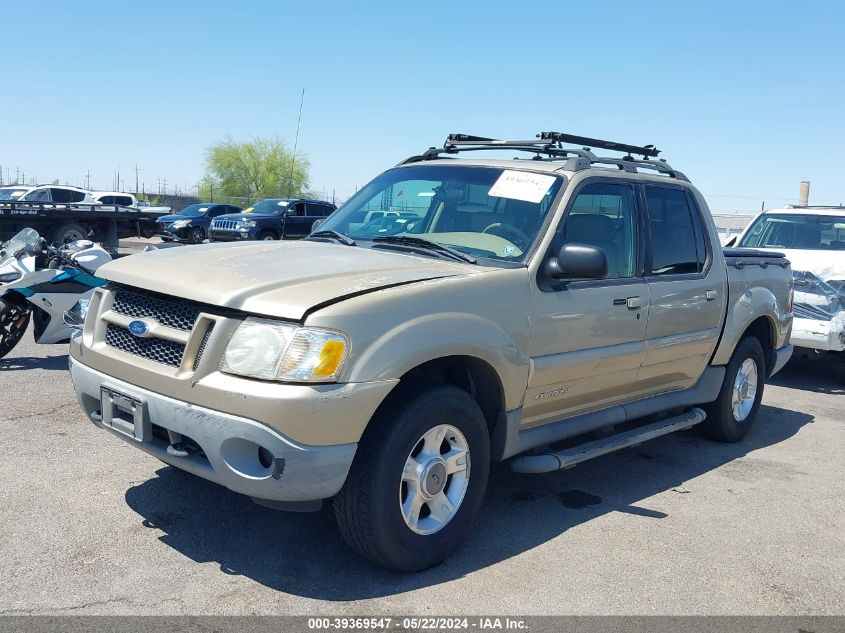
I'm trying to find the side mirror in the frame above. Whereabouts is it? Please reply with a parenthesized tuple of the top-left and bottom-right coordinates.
(546, 243, 608, 280)
(312, 218, 325, 232)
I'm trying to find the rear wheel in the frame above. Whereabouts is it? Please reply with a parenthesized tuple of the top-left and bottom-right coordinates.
(0, 300, 31, 359)
(48, 222, 87, 245)
(702, 336, 766, 442)
(334, 385, 490, 571)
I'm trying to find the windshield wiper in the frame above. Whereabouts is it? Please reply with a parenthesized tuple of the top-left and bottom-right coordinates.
(307, 230, 356, 246)
(372, 235, 476, 264)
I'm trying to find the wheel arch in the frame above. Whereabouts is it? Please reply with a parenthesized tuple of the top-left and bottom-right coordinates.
(364, 355, 507, 443)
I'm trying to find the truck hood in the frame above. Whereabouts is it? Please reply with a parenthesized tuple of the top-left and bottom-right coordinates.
(750, 247, 845, 282)
(98, 240, 476, 320)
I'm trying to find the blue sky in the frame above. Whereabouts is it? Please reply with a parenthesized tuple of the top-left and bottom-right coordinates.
(2, 0, 843, 211)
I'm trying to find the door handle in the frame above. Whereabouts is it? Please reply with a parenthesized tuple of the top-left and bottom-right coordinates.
(626, 296, 642, 309)
(706, 289, 718, 301)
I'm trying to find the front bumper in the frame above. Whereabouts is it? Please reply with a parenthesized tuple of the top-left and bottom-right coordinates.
(70, 357, 358, 503)
(209, 228, 256, 242)
(154, 225, 190, 240)
(790, 314, 845, 352)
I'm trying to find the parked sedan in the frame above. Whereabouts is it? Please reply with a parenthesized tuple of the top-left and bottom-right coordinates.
(156, 203, 243, 244)
(209, 198, 336, 242)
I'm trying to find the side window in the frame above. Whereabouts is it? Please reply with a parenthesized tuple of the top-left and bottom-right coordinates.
(209, 206, 225, 217)
(99, 196, 115, 205)
(51, 188, 73, 203)
(322, 204, 336, 218)
(645, 187, 706, 275)
(560, 182, 638, 279)
(69, 190, 87, 203)
(292, 203, 307, 216)
(115, 195, 133, 206)
(26, 188, 52, 202)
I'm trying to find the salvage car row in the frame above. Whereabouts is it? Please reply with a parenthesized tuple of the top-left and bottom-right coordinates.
(0, 131, 840, 574)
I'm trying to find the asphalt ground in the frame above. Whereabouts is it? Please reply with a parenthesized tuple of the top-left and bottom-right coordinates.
(0, 298, 842, 615)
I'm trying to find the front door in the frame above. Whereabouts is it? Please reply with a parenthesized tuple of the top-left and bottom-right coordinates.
(524, 180, 650, 429)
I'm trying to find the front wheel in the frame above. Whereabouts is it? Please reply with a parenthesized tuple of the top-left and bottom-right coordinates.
(702, 335, 766, 442)
(0, 300, 31, 359)
(188, 227, 205, 244)
(334, 385, 490, 571)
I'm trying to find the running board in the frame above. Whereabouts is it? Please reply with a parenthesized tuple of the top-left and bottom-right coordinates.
(510, 408, 706, 474)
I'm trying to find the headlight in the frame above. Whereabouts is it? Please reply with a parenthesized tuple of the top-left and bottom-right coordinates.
(220, 318, 349, 382)
(238, 220, 257, 228)
(170, 220, 190, 229)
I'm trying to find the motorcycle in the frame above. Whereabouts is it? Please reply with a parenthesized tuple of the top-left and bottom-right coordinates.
(0, 228, 112, 359)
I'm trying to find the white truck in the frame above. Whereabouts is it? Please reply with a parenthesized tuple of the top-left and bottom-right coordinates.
(732, 205, 845, 359)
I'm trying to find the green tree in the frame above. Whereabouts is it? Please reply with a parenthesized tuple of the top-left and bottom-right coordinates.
(201, 137, 309, 204)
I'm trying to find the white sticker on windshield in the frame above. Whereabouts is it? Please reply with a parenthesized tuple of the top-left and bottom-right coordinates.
(277, 201, 289, 206)
(198, 207, 209, 212)
(488, 170, 556, 203)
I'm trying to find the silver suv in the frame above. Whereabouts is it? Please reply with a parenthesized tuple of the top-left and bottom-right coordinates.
(69, 132, 793, 571)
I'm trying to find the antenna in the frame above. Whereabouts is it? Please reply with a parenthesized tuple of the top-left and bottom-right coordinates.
(287, 88, 305, 198)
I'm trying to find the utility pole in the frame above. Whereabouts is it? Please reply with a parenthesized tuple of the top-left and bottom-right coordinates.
(134, 165, 139, 194)
(162, 177, 168, 195)
(287, 88, 305, 197)
(157, 177, 161, 195)
(85, 170, 91, 190)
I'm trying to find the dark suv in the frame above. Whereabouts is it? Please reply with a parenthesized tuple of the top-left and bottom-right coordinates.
(209, 198, 336, 242)
(156, 203, 243, 244)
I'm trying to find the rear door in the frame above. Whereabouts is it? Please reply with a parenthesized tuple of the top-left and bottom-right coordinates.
(637, 184, 726, 393)
(524, 179, 650, 427)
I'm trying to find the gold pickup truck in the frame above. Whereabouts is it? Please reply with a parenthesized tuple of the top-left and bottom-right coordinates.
(68, 133, 793, 571)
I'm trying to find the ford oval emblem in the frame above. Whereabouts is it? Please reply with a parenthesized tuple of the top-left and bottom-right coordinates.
(128, 319, 151, 337)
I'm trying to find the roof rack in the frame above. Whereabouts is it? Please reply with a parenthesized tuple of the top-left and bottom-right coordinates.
(400, 132, 686, 180)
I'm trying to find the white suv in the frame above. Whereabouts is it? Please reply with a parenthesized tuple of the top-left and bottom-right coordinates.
(0, 184, 96, 204)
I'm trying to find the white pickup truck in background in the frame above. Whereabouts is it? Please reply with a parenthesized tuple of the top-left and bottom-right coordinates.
(732, 205, 845, 360)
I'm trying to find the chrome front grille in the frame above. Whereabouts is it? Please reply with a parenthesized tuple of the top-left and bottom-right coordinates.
(105, 324, 184, 368)
(111, 288, 199, 332)
(211, 219, 239, 231)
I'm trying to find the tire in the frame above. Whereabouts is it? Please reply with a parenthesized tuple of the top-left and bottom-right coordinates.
(188, 227, 205, 244)
(48, 223, 87, 245)
(334, 385, 490, 571)
(702, 336, 766, 442)
(258, 230, 278, 241)
(0, 300, 31, 360)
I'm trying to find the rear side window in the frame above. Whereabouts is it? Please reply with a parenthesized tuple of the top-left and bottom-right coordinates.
(114, 195, 133, 206)
(98, 196, 115, 205)
(645, 187, 706, 275)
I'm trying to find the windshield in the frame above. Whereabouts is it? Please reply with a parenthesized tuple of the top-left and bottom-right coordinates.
(0, 188, 28, 201)
(739, 213, 845, 251)
(317, 166, 563, 261)
(0, 228, 40, 262)
(178, 204, 213, 217)
(243, 199, 290, 215)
